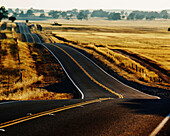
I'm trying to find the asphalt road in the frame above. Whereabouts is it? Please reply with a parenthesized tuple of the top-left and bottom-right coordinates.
(5, 22, 168, 136)
(16, 22, 41, 43)
(16, 22, 159, 99)
(0, 99, 170, 136)
(42, 43, 158, 99)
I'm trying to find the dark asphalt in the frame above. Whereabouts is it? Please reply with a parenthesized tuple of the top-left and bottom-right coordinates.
(42, 43, 158, 99)
(0, 99, 170, 136)
(16, 22, 41, 43)
(6, 22, 169, 136)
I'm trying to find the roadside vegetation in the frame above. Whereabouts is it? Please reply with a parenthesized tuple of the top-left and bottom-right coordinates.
(0, 22, 73, 100)
(0, 5, 170, 99)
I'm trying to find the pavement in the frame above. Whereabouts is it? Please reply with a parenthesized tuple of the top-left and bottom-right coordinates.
(0, 99, 170, 136)
(0, 22, 168, 136)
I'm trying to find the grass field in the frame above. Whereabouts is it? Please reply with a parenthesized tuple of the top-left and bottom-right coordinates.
(39, 19, 170, 89)
(1, 19, 169, 100)
(0, 22, 73, 100)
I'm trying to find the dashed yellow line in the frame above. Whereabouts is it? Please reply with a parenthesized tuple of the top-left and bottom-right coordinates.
(0, 98, 111, 129)
(50, 43, 123, 99)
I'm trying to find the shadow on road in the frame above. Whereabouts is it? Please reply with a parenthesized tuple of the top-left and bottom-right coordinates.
(119, 99, 170, 117)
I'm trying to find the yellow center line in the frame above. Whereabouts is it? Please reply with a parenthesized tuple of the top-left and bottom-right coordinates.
(28, 33, 35, 43)
(0, 98, 111, 129)
(50, 43, 123, 99)
(21, 24, 35, 43)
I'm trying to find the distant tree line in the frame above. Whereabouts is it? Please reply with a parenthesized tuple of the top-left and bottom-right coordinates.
(2, 6, 170, 21)
(91, 9, 170, 20)
(48, 9, 90, 20)
(8, 8, 36, 17)
(127, 10, 169, 20)
(47, 9, 170, 21)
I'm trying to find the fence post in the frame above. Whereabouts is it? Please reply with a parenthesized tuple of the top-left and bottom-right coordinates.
(136, 65, 138, 71)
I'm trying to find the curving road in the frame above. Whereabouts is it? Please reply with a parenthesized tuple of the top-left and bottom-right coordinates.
(3, 22, 168, 136)
(16, 22, 158, 99)
(42, 43, 158, 99)
(16, 23, 41, 43)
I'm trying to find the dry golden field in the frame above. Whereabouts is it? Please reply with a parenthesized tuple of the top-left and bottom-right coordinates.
(0, 22, 73, 100)
(1, 19, 170, 100)
(39, 19, 170, 89)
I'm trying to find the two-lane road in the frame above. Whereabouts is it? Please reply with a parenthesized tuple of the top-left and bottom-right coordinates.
(42, 43, 159, 99)
(16, 22, 158, 99)
(16, 23, 41, 43)
(0, 99, 169, 136)
(4, 22, 168, 136)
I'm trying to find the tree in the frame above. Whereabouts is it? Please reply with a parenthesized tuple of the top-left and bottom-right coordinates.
(26, 9, 34, 16)
(9, 16, 16, 22)
(52, 13, 59, 19)
(163, 14, 168, 19)
(66, 9, 79, 16)
(12, 12, 18, 17)
(135, 14, 145, 20)
(0, 6, 8, 22)
(81, 10, 90, 15)
(127, 12, 135, 20)
(91, 9, 108, 17)
(160, 10, 168, 15)
(19, 10, 25, 17)
(108, 12, 121, 20)
(15, 8, 20, 14)
(160, 10, 169, 19)
(8, 8, 13, 13)
(48, 10, 60, 19)
(61, 12, 67, 18)
(77, 11, 88, 20)
(39, 10, 44, 13)
(39, 13, 45, 18)
(146, 16, 155, 20)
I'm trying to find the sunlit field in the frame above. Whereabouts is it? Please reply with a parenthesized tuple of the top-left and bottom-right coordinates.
(39, 19, 170, 89)
(0, 22, 73, 100)
(1, 19, 169, 100)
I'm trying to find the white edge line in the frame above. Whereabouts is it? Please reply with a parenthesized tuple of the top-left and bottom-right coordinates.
(17, 23, 28, 42)
(64, 44, 160, 99)
(40, 43, 84, 99)
(32, 33, 42, 43)
(0, 101, 19, 105)
(25, 24, 30, 33)
(149, 113, 170, 136)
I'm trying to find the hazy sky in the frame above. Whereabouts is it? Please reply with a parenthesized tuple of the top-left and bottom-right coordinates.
(1, 0, 170, 10)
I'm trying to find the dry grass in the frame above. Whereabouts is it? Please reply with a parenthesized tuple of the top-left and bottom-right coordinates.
(38, 19, 170, 89)
(0, 38, 73, 100)
(51, 29, 170, 72)
(0, 88, 72, 100)
(55, 31, 170, 71)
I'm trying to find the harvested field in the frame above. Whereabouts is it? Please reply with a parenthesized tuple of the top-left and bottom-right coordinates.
(38, 19, 170, 90)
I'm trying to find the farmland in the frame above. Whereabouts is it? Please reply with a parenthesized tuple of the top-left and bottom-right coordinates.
(40, 19, 170, 90)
